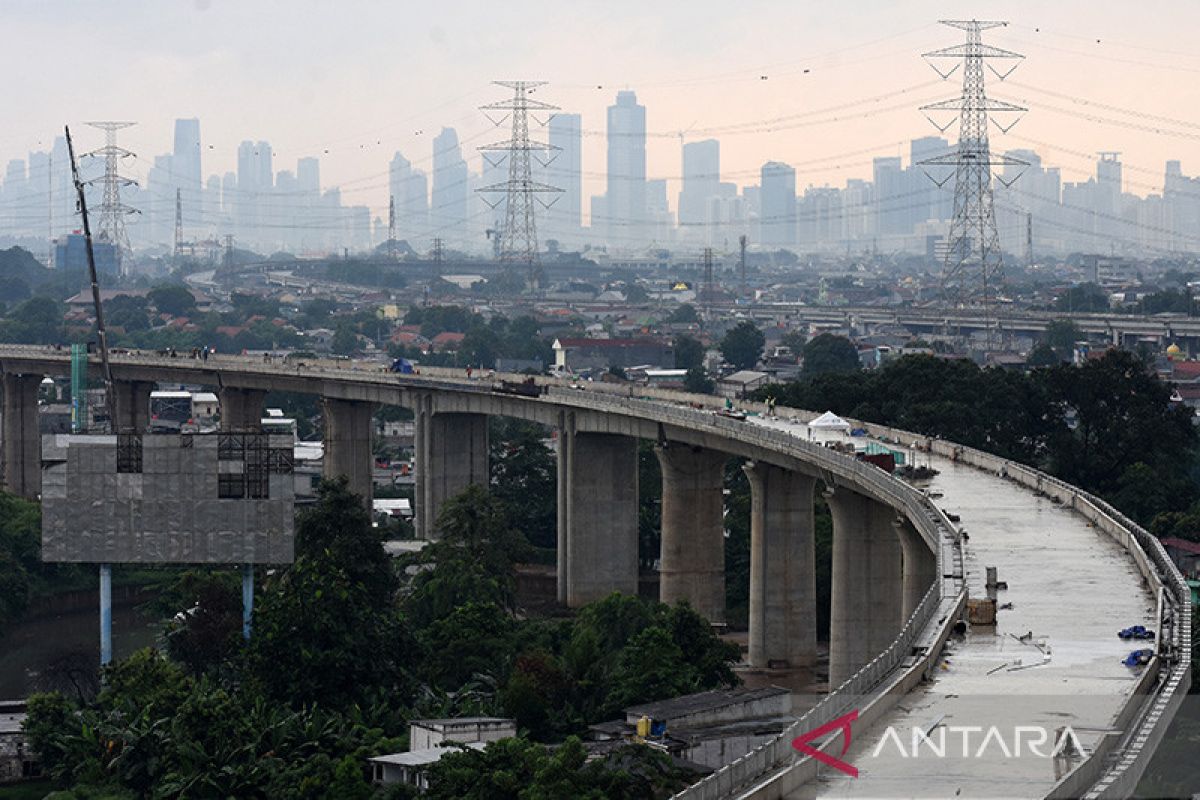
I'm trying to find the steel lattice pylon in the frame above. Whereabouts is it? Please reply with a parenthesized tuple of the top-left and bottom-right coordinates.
(84, 121, 140, 274)
(477, 81, 562, 290)
(918, 21, 1026, 347)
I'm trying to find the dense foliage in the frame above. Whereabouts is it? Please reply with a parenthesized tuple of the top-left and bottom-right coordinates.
(719, 321, 765, 371)
(24, 478, 740, 798)
(761, 350, 1200, 529)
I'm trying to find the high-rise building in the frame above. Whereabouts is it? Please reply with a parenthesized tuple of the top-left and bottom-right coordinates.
(545, 113, 582, 247)
(388, 151, 428, 244)
(173, 119, 202, 230)
(872, 156, 904, 236)
(678, 139, 720, 232)
(760, 161, 796, 248)
(431, 128, 468, 245)
(296, 157, 320, 194)
(605, 90, 646, 248)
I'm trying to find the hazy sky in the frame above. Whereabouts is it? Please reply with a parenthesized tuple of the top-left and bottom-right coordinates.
(4, 0, 1200, 219)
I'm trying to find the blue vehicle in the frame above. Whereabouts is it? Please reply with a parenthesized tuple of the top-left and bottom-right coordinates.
(390, 358, 415, 374)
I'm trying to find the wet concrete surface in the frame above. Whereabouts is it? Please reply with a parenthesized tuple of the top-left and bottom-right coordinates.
(742, 418, 1153, 799)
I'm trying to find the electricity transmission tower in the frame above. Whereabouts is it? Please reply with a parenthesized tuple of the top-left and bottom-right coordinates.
(477, 81, 562, 290)
(387, 195, 397, 259)
(738, 235, 748, 301)
(918, 21, 1025, 349)
(174, 188, 183, 258)
(84, 122, 140, 274)
(700, 247, 716, 319)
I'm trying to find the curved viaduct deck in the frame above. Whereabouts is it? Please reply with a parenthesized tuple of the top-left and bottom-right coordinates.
(0, 345, 1189, 799)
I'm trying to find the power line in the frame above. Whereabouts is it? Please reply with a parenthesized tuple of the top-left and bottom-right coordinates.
(919, 20, 1025, 348)
(84, 121, 140, 275)
(477, 81, 562, 288)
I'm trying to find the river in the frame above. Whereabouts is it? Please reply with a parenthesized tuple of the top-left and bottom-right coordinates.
(0, 588, 160, 699)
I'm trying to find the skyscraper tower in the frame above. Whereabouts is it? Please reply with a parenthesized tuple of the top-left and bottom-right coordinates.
(478, 81, 562, 283)
(84, 122, 139, 273)
(173, 118, 202, 228)
(546, 113, 582, 246)
(678, 140, 720, 231)
(760, 161, 796, 248)
(605, 90, 647, 248)
(918, 20, 1026, 345)
(432, 128, 468, 244)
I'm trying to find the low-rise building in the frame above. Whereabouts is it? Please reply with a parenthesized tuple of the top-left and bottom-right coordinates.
(0, 700, 39, 784)
(717, 370, 772, 399)
(588, 687, 792, 770)
(368, 718, 515, 791)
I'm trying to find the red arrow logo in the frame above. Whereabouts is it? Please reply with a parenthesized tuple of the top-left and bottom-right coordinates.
(791, 709, 859, 778)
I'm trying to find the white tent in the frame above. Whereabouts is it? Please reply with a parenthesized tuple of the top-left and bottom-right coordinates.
(808, 411, 851, 443)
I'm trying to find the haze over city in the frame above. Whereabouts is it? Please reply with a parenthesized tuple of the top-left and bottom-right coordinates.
(2, 3, 1200, 800)
(2, 0, 1200, 235)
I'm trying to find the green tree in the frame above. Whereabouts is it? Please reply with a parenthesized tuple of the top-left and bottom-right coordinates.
(489, 420, 557, 551)
(1026, 342, 1061, 367)
(1041, 319, 1082, 361)
(683, 366, 715, 395)
(404, 485, 531, 630)
(719, 321, 765, 370)
(667, 304, 698, 324)
(1054, 283, 1109, 313)
(673, 334, 705, 370)
(331, 324, 359, 355)
(247, 478, 412, 708)
(624, 284, 649, 303)
(161, 571, 244, 676)
(1042, 350, 1197, 513)
(801, 333, 860, 378)
(0, 296, 64, 343)
(147, 285, 197, 317)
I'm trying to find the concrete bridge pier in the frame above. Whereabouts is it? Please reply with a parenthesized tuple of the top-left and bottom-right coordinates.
(827, 486, 903, 689)
(219, 387, 267, 432)
(743, 461, 817, 670)
(656, 443, 727, 623)
(414, 406, 489, 540)
(895, 517, 937, 620)
(111, 380, 154, 433)
(323, 397, 377, 507)
(2, 371, 42, 499)
(557, 418, 638, 607)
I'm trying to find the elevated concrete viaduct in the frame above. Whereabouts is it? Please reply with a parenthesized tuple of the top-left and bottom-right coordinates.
(0, 345, 1188, 799)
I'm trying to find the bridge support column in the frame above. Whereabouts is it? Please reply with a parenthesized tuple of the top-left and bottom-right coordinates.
(743, 461, 817, 669)
(414, 408, 489, 540)
(323, 397, 377, 508)
(111, 380, 153, 433)
(828, 487, 903, 688)
(895, 518, 936, 620)
(2, 372, 42, 499)
(557, 423, 638, 607)
(219, 387, 266, 432)
(656, 444, 727, 623)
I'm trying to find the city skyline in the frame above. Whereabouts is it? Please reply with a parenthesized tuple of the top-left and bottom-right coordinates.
(2, 1, 1200, 219)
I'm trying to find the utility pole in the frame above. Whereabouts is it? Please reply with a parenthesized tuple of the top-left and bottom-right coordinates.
(387, 194, 397, 259)
(477, 81, 563, 291)
(174, 188, 183, 259)
(918, 20, 1026, 351)
(431, 237, 444, 281)
(1025, 212, 1033, 267)
(701, 247, 715, 319)
(47, 151, 54, 268)
(738, 234, 748, 301)
(84, 121, 140, 275)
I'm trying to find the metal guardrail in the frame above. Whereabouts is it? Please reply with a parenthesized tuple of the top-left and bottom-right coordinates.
(2, 345, 1179, 798)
